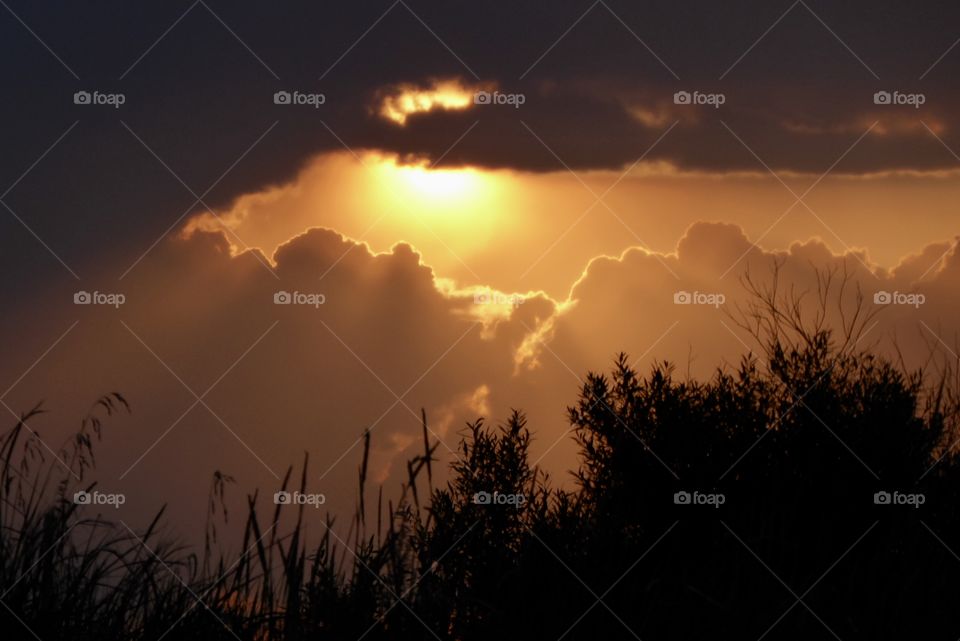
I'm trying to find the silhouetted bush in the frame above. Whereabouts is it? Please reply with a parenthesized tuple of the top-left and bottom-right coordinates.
(3, 274, 960, 639)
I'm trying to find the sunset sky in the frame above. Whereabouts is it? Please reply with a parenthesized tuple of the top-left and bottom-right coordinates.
(2, 0, 960, 541)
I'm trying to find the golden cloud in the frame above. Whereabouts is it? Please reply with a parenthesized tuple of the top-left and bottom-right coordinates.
(376, 78, 483, 125)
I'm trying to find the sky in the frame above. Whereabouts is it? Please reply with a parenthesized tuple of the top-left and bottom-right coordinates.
(2, 0, 960, 544)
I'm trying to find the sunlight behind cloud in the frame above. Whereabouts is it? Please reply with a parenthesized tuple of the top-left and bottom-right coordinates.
(184, 151, 517, 275)
(183, 149, 960, 298)
(367, 153, 513, 250)
(398, 165, 479, 199)
(377, 79, 477, 125)
(374, 157, 493, 219)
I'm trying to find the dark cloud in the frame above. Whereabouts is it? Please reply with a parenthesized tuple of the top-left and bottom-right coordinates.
(3, 0, 960, 271)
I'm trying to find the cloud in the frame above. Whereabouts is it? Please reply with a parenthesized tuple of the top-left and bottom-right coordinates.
(375, 78, 481, 125)
(180, 146, 960, 313)
(3, 204, 959, 547)
(503, 221, 959, 468)
(351, 74, 960, 177)
(2, 224, 552, 543)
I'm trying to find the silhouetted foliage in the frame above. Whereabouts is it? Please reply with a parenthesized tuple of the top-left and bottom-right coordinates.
(3, 275, 960, 639)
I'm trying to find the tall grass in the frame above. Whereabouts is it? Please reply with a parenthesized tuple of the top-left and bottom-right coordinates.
(0, 394, 452, 640)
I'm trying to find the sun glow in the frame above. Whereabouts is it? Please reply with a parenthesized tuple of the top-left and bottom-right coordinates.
(184, 150, 523, 277)
(367, 154, 514, 245)
(372, 155, 499, 216)
(396, 165, 483, 201)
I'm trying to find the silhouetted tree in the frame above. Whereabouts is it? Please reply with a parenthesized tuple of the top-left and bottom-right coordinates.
(4, 269, 960, 640)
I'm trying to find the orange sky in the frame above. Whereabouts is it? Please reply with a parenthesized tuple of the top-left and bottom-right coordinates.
(7, 0, 960, 569)
(4, 143, 960, 549)
(185, 149, 960, 300)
